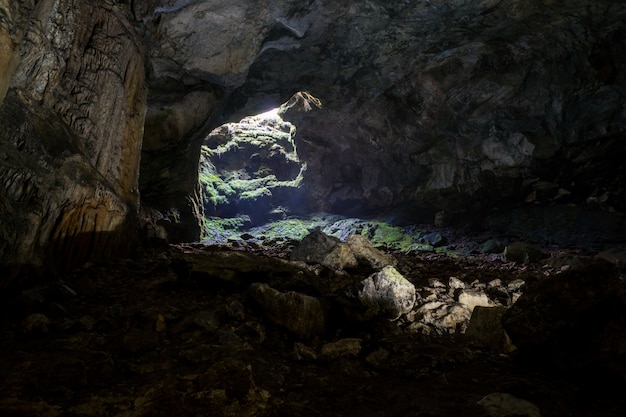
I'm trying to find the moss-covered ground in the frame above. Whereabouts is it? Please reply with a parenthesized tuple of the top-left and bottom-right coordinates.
(201, 213, 447, 253)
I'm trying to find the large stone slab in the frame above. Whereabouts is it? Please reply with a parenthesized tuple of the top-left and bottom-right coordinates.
(248, 282, 329, 339)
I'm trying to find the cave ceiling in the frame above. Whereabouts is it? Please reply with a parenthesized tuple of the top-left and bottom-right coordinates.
(144, 0, 626, 228)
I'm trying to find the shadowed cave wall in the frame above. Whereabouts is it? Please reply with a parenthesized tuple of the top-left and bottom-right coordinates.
(1, 0, 626, 287)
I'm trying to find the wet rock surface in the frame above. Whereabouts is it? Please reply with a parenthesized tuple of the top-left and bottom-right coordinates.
(1, 238, 625, 417)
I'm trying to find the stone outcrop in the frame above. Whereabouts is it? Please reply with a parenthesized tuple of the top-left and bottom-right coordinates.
(0, 0, 147, 285)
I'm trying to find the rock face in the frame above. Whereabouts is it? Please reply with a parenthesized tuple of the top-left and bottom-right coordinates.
(0, 0, 147, 285)
(224, 0, 626, 220)
(2, 0, 626, 281)
(0, 92, 138, 279)
(199, 105, 306, 224)
(143, 0, 626, 240)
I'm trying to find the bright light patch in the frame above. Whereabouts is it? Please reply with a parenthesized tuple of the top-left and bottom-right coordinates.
(198, 92, 321, 235)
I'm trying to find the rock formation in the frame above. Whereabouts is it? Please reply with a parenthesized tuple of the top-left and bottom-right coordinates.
(137, 0, 626, 241)
(2, 0, 626, 283)
(1, 0, 147, 286)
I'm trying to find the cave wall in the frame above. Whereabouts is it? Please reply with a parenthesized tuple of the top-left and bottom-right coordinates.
(144, 0, 626, 228)
(1, 0, 626, 284)
(231, 0, 626, 219)
(0, 0, 147, 286)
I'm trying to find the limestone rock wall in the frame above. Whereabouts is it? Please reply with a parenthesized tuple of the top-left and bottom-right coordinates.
(142, 0, 626, 231)
(138, 0, 306, 241)
(10, 0, 147, 204)
(2, 0, 626, 283)
(234, 0, 626, 219)
(0, 0, 147, 286)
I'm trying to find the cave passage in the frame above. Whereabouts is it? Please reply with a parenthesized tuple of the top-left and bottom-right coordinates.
(198, 94, 312, 242)
(196, 93, 449, 251)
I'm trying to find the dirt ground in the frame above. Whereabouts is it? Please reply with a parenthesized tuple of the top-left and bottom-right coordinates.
(0, 243, 624, 417)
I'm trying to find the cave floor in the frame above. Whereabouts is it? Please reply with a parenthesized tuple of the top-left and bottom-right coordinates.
(0, 243, 624, 417)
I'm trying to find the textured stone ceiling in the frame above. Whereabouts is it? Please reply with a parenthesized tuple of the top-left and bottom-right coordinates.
(144, 0, 626, 229)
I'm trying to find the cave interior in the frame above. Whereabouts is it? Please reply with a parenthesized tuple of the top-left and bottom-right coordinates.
(1, 1, 626, 416)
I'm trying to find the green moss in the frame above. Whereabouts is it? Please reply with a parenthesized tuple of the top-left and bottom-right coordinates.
(216, 182, 235, 196)
(201, 216, 251, 242)
(229, 176, 276, 192)
(240, 187, 272, 201)
(199, 170, 230, 207)
(359, 222, 414, 251)
(249, 218, 321, 241)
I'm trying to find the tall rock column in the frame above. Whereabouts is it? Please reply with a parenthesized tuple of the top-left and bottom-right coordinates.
(0, 0, 147, 286)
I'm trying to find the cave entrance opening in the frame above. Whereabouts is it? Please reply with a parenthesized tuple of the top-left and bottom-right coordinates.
(198, 92, 321, 244)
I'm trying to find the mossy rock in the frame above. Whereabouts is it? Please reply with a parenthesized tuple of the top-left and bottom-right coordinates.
(240, 187, 272, 201)
(249, 218, 320, 241)
(202, 216, 251, 243)
(360, 222, 414, 251)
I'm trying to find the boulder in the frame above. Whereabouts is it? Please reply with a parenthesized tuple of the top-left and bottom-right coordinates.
(415, 302, 472, 335)
(346, 234, 397, 270)
(465, 306, 515, 353)
(354, 266, 416, 320)
(504, 242, 545, 263)
(248, 283, 329, 339)
(477, 392, 541, 417)
(320, 338, 362, 360)
(596, 247, 626, 268)
(458, 290, 496, 313)
(290, 230, 358, 271)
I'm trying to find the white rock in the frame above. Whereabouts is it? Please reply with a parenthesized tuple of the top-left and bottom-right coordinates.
(487, 278, 502, 287)
(428, 278, 446, 288)
(508, 279, 526, 290)
(449, 276, 466, 289)
(439, 304, 472, 332)
(357, 266, 416, 319)
(458, 290, 494, 313)
(419, 302, 471, 334)
(416, 301, 445, 313)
